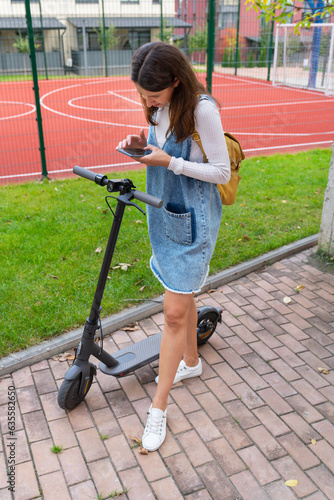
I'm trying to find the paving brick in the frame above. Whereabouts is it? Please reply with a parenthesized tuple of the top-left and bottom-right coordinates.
(40, 391, 66, 421)
(204, 377, 237, 404)
(96, 371, 121, 393)
(254, 329, 283, 349)
(238, 445, 280, 484)
(177, 430, 213, 467)
(298, 350, 331, 371)
(76, 427, 108, 462)
(263, 308, 289, 326)
(15, 461, 41, 500)
(222, 310, 242, 328)
(272, 455, 317, 497)
(3, 429, 31, 465)
(301, 339, 332, 359)
(308, 315, 334, 334)
(207, 437, 245, 476)
(159, 430, 181, 458)
(280, 321, 310, 341)
(219, 348, 248, 369)
(230, 470, 269, 500)
(84, 382, 108, 412)
(167, 403, 192, 434)
(272, 346, 305, 368)
(49, 417, 78, 449)
(285, 394, 324, 424)
(88, 457, 121, 496)
(282, 412, 321, 444)
(237, 314, 264, 332)
(30, 438, 60, 476)
(165, 453, 203, 495)
(92, 407, 121, 438)
(119, 374, 147, 402)
(212, 362, 243, 386)
(68, 401, 94, 432)
(265, 299, 291, 316)
(232, 382, 265, 409)
(319, 385, 334, 404)
(119, 466, 155, 500)
(305, 493, 331, 500)
(308, 439, 334, 474)
(225, 335, 253, 356)
(291, 379, 328, 406)
(249, 341, 279, 362)
(118, 413, 144, 446)
(295, 364, 330, 390)
(263, 372, 297, 398)
(312, 419, 334, 447)
(243, 353, 274, 376)
(278, 432, 320, 469)
(224, 399, 260, 430)
(268, 358, 300, 382)
(23, 410, 50, 442)
(240, 304, 267, 321)
(105, 389, 134, 419)
(252, 406, 290, 437)
(39, 470, 71, 500)
(246, 425, 286, 460)
(184, 376, 211, 396)
(195, 391, 229, 421)
(307, 464, 334, 500)
(136, 446, 169, 482)
(207, 334, 229, 351)
(222, 299, 245, 317)
(200, 342, 225, 365)
(32, 368, 57, 394)
(236, 367, 269, 391)
(215, 415, 252, 450)
(316, 402, 334, 425)
(171, 386, 201, 414)
(58, 446, 90, 486)
(305, 327, 333, 346)
(275, 333, 308, 354)
(197, 461, 238, 500)
(257, 388, 293, 415)
(16, 385, 41, 413)
(264, 480, 299, 500)
(104, 433, 137, 471)
(69, 480, 97, 500)
(11, 366, 33, 388)
(151, 477, 184, 500)
(187, 410, 221, 442)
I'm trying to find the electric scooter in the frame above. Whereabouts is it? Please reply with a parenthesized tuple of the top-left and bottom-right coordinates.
(58, 166, 222, 410)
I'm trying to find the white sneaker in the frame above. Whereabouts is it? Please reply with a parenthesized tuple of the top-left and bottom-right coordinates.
(142, 405, 167, 452)
(155, 358, 202, 385)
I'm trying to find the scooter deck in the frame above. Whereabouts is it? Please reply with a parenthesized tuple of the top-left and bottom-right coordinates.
(99, 331, 162, 377)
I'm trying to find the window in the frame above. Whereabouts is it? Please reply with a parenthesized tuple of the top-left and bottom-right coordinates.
(128, 30, 150, 50)
(76, 0, 98, 3)
(77, 28, 100, 51)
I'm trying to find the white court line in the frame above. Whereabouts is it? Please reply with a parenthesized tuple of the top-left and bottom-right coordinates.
(108, 90, 141, 106)
(0, 101, 36, 120)
(219, 98, 334, 111)
(40, 83, 146, 130)
(68, 93, 142, 112)
(2, 140, 332, 181)
(244, 140, 332, 152)
(232, 130, 334, 137)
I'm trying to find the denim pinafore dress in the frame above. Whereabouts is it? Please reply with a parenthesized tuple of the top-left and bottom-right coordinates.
(146, 115, 222, 294)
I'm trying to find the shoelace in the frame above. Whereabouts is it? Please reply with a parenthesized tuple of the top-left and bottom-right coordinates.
(146, 412, 164, 435)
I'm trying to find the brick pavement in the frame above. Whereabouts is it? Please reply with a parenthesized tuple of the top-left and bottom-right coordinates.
(1, 247, 334, 500)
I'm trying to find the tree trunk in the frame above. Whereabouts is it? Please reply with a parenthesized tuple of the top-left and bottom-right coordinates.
(319, 141, 334, 255)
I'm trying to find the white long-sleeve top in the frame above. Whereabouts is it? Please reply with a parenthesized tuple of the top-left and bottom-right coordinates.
(154, 98, 231, 185)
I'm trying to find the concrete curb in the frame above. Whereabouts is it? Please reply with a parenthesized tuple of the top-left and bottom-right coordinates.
(0, 234, 318, 377)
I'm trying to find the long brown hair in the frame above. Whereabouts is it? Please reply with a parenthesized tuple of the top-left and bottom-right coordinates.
(131, 42, 207, 143)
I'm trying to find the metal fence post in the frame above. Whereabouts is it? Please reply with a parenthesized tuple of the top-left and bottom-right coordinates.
(38, 0, 48, 79)
(234, 0, 241, 75)
(24, 0, 48, 180)
(206, 0, 216, 94)
(102, 0, 108, 77)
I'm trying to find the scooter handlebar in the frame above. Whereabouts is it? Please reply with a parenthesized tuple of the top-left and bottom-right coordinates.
(132, 190, 163, 209)
(73, 166, 163, 208)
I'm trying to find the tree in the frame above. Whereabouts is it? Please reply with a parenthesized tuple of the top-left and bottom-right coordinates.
(187, 26, 208, 63)
(94, 23, 120, 75)
(246, 0, 334, 34)
(13, 31, 33, 78)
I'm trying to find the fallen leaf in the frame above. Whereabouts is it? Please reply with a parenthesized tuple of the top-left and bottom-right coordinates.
(282, 200, 287, 203)
(310, 439, 317, 445)
(283, 296, 292, 304)
(121, 323, 139, 332)
(128, 435, 142, 444)
(139, 446, 148, 455)
(237, 238, 242, 242)
(55, 187, 58, 191)
(120, 263, 131, 271)
(243, 235, 250, 241)
(317, 367, 330, 375)
(139, 285, 146, 292)
(136, 220, 143, 224)
(95, 247, 102, 253)
(285, 479, 298, 487)
(296, 284, 304, 291)
(58, 352, 75, 362)
(49, 274, 59, 280)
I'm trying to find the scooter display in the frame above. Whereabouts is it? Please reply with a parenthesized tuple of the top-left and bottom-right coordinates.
(58, 166, 222, 410)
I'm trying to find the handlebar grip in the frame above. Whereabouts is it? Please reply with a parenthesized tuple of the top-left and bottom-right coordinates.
(132, 190, 163, 209)
(73, 166, 97, 182)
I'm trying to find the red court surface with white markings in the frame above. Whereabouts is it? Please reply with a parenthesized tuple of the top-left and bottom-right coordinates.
(1, 73, 333, 182)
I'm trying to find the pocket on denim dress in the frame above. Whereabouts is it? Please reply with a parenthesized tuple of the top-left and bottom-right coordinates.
(163, 207, 192, 246)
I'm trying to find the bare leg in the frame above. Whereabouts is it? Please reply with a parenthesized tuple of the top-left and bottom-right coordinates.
(182, 296, 199, 367)
(152, 290, 195, 411)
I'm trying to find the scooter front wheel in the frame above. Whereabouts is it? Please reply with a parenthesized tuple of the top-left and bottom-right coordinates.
(197, 308, 221, 346)
(58, 368, 94, 410)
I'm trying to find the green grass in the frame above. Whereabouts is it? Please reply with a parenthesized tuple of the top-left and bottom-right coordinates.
(0, 148, 330, 357)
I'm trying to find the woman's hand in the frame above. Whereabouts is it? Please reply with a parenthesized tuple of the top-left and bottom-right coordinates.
(117, 128, 147, 149)
(138, 145, 172, 168)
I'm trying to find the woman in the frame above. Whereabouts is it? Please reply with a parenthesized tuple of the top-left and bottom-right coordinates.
(117, 42, 230, 452)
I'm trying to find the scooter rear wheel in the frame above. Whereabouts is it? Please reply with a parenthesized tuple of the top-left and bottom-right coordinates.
(58, 369, 94, 410)
(197, 309, 220, 345)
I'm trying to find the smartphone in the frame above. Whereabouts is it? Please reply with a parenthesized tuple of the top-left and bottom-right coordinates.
(117, 148, 151, 158)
